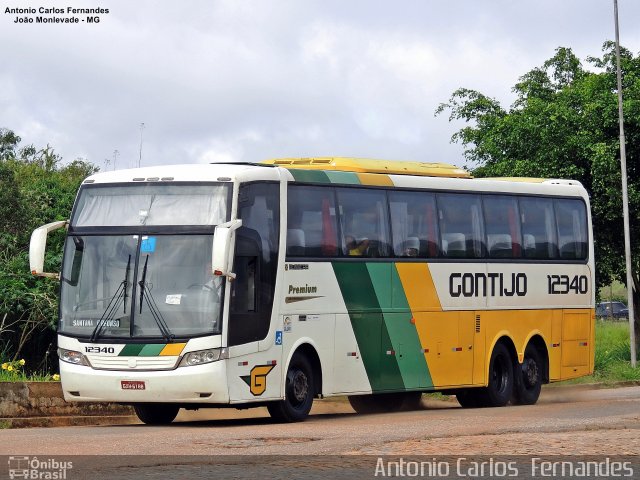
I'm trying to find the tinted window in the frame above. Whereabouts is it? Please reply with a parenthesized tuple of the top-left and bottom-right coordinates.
(519, 197, 558, 259)
(555, 199, 588, 259)
(438, 193, 485, 258)
(287, 186, 338, 257)
(483, 195, 522, 258)
(389, 191, 439, 258)
(337, 188, 391, 257)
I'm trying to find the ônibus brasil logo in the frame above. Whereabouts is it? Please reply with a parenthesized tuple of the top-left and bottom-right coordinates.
(8, 456, 73, 479)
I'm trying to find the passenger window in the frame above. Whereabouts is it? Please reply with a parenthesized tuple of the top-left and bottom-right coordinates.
(555, 199, 587, 260)
(519, 197, 558, 259)
(483, 195, 522, 258)
(287, 186, 338, 257)
(438, 193, 485, 258)
(336, 188, 391, 257)
(389, 191, 439, 258)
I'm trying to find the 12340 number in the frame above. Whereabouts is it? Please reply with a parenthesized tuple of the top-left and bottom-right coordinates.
(547, 275, 588, 295)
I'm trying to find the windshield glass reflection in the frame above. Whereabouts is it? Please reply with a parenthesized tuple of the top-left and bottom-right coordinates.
(60, 235, 222, 338)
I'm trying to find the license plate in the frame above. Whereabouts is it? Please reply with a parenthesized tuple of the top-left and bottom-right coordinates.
(121, 380, 145, 390)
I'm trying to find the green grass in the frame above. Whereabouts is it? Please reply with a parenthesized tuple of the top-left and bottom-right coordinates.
(598, 280, 628, 303)
(560, 320, 640, 385)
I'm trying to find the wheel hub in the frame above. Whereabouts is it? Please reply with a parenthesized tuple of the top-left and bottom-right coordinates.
(290, 370, 308, 403)
(522, 358, 539, 387)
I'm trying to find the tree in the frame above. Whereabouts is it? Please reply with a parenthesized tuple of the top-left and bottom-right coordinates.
(0, 128, 98, 370)
(437, 43, 640, 354)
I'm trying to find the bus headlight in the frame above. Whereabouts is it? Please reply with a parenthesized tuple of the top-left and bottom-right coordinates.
(179, 348, 228, 367)
(58, 348, 89, 366)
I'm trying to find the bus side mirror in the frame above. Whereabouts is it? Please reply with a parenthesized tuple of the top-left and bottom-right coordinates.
(29, 220, 68, 279)
(212, 219, 242, 280)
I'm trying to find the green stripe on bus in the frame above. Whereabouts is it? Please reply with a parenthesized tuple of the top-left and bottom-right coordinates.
(365, 263, 392, 308)
(332, 262, 405, 392)
(138, 344, 166, 356)
(366, 263, 432, 389)
(388, 265, 433, 389)
(119, 344, 145, 356)
(325, 171, 360, 185)
(332, 262, 381, 312)
(288, 169, 331, 183)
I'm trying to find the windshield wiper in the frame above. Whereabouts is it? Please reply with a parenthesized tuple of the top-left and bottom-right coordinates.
(123, 253, 131, 313)
(138, 254, 174, 342)
(90, 254, 131, 342)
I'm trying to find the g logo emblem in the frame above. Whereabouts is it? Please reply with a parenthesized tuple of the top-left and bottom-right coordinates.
(241, 364, 275, 396)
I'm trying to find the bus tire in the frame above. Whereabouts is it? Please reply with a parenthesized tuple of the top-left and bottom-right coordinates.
(456, 389, 483, 408)
(267, 352, 314, 423)
(513, 344, 543, 405)
(481, 342, 514, 407)
(133, 404, 179, 425)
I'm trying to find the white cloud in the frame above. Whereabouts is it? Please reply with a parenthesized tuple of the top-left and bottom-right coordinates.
(1, 0, 639, 170)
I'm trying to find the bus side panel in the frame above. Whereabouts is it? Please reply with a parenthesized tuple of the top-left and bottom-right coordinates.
(560, 309, 592, 379)
(550, 309, 563, 380)
(227, 343, 284, 403)
(332, 313, 373, 394)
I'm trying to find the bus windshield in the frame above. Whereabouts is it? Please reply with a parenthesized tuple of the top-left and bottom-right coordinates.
(59, 182, 230, 339)
(60, 234, 223, 339)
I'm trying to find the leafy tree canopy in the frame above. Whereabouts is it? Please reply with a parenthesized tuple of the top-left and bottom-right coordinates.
(437, 42, 640, 343)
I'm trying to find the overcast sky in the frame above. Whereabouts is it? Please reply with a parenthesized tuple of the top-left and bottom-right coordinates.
(2, 0, 639, 171)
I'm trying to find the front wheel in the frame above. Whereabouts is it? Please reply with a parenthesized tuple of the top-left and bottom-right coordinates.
(267, 353, 315, 423)
(513, 344, 543, 405)
(134, 404, 179, 425)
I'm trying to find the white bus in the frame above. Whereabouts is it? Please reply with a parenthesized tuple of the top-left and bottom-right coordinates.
(30, 158, 595, 424)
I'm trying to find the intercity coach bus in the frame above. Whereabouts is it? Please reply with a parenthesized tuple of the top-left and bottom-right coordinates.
(29, 158, 595, 424)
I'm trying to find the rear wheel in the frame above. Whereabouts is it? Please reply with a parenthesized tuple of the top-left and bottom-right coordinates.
(267, 353, 314, 423)
(513, 344, 543, 405)
(482, 342, 514, 407)
(134, 404, 179, 425)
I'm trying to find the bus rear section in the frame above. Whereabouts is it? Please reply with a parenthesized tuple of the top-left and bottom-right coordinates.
(277, 159, 594, 412)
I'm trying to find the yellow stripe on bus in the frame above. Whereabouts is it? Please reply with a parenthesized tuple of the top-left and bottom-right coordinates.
(395, 263, 441, 311)
(356, 173, 394, 186)
(159, 343, 187, 356)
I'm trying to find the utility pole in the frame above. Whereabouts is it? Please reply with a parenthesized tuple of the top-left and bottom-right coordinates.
(613, 0, 636, 367)
(138, 123, 145, 168)
(113, 150, 119, 171)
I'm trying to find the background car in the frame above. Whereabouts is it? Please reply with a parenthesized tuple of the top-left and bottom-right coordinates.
(596, 301, 629, 319)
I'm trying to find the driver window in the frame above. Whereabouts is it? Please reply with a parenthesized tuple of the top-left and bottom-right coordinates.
(229, 182, 280, 346)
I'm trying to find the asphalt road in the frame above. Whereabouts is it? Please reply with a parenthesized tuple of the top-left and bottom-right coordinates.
(2, 384, 640, 458)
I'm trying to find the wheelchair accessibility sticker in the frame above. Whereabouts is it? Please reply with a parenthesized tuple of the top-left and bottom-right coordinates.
(275, 331, 282, 345)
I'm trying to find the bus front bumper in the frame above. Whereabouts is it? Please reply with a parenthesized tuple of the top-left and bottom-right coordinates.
(59, 360, 230, 404)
